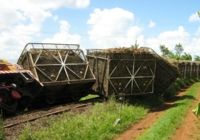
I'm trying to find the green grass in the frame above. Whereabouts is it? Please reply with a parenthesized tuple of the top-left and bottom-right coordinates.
(19, 99, 148, 140)
(137, 82, 200, 140)
(79, 94, 100, 101)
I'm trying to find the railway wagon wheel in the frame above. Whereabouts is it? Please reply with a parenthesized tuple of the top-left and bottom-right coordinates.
(70, 91, 88, 101)
(18, 96, 31, 111)
(70, 94, 82, 101)
(45, 97, 56, 105)
(0, 88, 18, 114)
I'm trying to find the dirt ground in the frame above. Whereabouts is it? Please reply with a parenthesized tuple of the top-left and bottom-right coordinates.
(171, 90, 200, 140)
(115, 88, 200, 140)
(115, 107, 165, 140)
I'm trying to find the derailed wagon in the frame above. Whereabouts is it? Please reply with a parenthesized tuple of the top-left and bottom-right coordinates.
(0, 43, 180, 114)
(17, 43, 96, 103)
(0, 60, 42, 113)
(87, 47, 178, 97)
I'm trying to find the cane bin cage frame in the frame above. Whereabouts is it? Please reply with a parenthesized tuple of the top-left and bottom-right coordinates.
(177, 61, 200, 79)
(17, 43, 95, 86)
(87, 48, 158, 97)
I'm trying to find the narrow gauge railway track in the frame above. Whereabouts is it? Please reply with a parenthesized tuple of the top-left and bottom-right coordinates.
(3, 97, 102, 129)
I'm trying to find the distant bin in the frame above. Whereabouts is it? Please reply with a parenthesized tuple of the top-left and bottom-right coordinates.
(176, 61, 200, 79)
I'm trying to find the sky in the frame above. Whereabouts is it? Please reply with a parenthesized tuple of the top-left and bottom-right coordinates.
(0, 0, 200, 62)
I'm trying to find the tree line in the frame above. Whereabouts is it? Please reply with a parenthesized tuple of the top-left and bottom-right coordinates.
(159, 43, 200, 61)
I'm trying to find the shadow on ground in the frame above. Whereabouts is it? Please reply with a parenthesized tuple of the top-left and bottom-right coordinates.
(117, 94, 195, 113)
(167, 95, 195, 103)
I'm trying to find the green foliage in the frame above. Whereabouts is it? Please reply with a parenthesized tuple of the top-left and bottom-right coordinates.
(163, 77, 198, 101)
(198, 11, 200, 17)
(162, 78, 192, 100)
(193, 103, 200, 117)
(159, 43, 193, 60)
(194, 55, 200, 61)
(137, 82, 200, 140)
(176, 78, 187, 88)
(163, 84, 177, 100)
(174, 43, 184, 59)
(179, 52, 192, 61)
(159, 45, 171, 57)
(19, 99, 147, 140)
(131, 40, 139, 49)
(79, 94, 99, 101)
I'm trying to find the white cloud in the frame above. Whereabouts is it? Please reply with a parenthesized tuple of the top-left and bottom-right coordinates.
(62, 0, 90, 8)
(189, 30, 200, 56)
(148, 20, 156, 28)
(144, 26, 193, 54)
(158, 26, 189, 44)
(189, 12, 200, 22)
(87, 8, 144, 48)
(87, 7, 200, 58)
(0, 0, 90, 62)
(43, 20, 81, 44)
(143, 25, 200, 59)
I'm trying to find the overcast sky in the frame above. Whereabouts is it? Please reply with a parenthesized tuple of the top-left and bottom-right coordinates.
(0, 0, 200, 62)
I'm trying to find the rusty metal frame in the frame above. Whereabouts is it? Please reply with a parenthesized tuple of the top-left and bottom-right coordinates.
(18, 43, 95, 84)
(108, 59, 156, 96)
(177, 61, 200, 79)
(87, 51, 156, 96)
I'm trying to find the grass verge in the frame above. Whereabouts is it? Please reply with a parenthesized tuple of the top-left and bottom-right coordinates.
(79, 94, 99, 101)
(137, 82, 200, 140)
(19, 99, 148, 140)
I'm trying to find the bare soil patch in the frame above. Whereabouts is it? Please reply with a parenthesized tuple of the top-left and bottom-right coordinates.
(171, 90, 200, 140)
(115, 90, 187, 140)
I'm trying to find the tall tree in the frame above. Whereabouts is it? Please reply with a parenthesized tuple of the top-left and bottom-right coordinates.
(198, 10, 200, 17)
(174, 43, 184, 60)
(131, 40, 139, 49)
(195, 55, 200, 61)
(159, 45, 170, 57)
